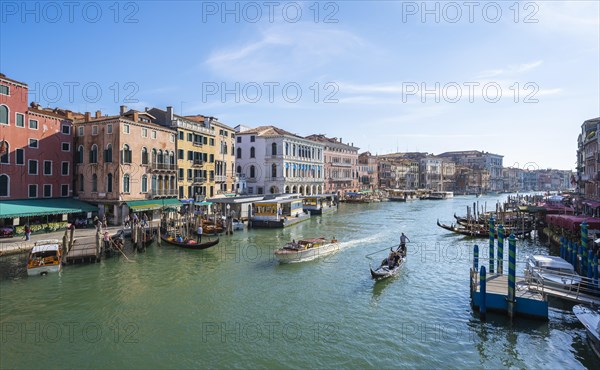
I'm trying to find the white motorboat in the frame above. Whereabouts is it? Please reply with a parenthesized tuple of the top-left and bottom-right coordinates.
(27, 240, 62, 276)
(525, 255, 582, 288)
(573, 305, 600, 358)
(274, 238, 339, 263)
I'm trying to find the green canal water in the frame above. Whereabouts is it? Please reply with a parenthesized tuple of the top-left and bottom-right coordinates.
(0, 196, 596, 369)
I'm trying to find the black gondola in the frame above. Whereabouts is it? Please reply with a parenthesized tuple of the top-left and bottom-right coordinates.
(160, 234, 219, 250)
(370, 248, 407, 280)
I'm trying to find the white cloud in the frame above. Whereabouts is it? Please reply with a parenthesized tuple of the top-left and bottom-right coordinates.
(477, 61, 543, 78)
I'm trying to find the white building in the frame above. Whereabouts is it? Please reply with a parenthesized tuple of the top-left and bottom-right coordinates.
(235, 125, 325, 195)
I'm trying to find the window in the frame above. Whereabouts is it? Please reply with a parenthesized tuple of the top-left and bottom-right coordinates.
(0, 141, 8, 163)
(141, 147, 148, 165)
(92, 174, 98, 192)
(90, 145, 98, 164)
(123, 174, 130, 193)
(78, 126, 84, 136)
(237, 136, 241, 143)
(250, 147, 255, 158)
(62, 142, 70, 152)
(62, 162, 69, 176)
(272, 163, 277, 178)
(178, 149, 184, 160)
(44, 160, 52, 175)
(43, 184, 52, 198)
(76, 145, 84, 164)
(141, 175, 148, 193)
(61, 125, 70, 134)
(152, 130, 157, 139)
(0, 85, 9, 95)
(16, 148, 24, 165)
(61, 184, 69, 197)
(272, 143, 277, 155)
(107, 173, 113, 192)
(209, 138, 215, 146)
(28, 160, 38, 175)
(187, 151, 193, 161)
(122, 144, 132, 164)
(178, 168, 184, 179)
(187, 133, 192, 142)
(178, 131, 184, 140)
(209, 154, 214, 163)
(236, 147, 242, 159)
(105, 144, 113, 163)
(29, 138, 38, 148)
(0, 174, 9, 196)
(92, 125, 98, 135)
(237, 165, 241, 174)
(28, 184, 37, 198)
(123, 124, 130, 134)
(250, 136, 255, 142)
(79, 174, 84, 192)
(142, 128, 148, 138)
(0, 105, 7, 125)
(29, 119, 38, 129)
(107, 124, 113, 134)
(16, 113, 24, 127)
(250, 165, 255, 178)
(170, 134, 175, 143)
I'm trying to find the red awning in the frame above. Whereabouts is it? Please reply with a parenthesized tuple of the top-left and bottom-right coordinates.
(583, 200, 600, 208)
(546, 215, 600, 231)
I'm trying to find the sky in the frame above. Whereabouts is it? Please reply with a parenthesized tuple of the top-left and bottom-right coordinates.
(1, 1, 598, 171)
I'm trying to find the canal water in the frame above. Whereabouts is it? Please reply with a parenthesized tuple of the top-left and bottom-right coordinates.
(0, 195, 596, 369)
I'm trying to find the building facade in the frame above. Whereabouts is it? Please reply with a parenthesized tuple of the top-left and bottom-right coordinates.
(0, 75, 74, 200)
(438, 150, 504, 192)
(577, 117, 600, 199)
(305, 135, 359, 196)
(73, 107, 177, 224)
(357, 152, 379, 191)
(235, 125, 325, 195)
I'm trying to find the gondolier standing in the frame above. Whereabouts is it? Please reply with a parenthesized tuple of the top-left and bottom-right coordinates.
(398, 232, 410, 253)
(197, 225, 203, 243)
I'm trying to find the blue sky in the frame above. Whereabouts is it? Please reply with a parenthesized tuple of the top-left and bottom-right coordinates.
(1, 1, 598, 170)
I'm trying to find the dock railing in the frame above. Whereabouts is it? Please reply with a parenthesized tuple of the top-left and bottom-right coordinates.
(523, 266, 600, 304)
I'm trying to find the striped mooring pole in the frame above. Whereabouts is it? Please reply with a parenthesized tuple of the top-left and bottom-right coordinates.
(479, 265, 487, 320)
(588, 247, 594, 280)
(593, 255, 599, 291)
(572, 243, 578, 271)
(473, 244, 479, 272)
(566, 240, 572, 265)
(497, 225, 504, 274)
(508, 234, 517, 319)
(578, 244, 583, 275)
(559, 236, 565, 259)
(489, 217, 495, 274)
(581, 222, 588, 274)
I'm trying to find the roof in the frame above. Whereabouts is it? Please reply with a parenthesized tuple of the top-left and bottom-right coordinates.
(0, 199, 97, 218)
(32, 244, 60, 253)
(0, 73, 27, 86)
(237, 125, 302, 139)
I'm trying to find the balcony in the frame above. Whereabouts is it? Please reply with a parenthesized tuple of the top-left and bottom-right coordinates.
(149, 189, 178, 198)
(148, 162, 177, 172)
(193, 141, 203, 147)
(193, 177, 206, 184)
(215, 175, 227, 182)
(192, 159, 203, 167)
(331, 162, 352, 167)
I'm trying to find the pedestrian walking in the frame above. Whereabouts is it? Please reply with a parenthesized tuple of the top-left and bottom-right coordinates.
(24, 225, 31, 241)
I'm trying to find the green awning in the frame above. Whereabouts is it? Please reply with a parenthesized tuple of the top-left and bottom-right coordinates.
(195, 201, 213, 206)
(0, 198, 98, 218)
(126, 198, 182, 212)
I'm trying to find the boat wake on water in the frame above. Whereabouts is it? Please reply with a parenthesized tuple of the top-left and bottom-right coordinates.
(336, 231, 393, 251)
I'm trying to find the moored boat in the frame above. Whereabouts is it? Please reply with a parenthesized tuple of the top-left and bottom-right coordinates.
(370, 247, 406, 280)
(274, 237, 339, 263)
(573, 305, 600, 358)
(421, 191, 454, 200)
(27, 240, 62, 276)
(160, 234, 219, 250)
(525, 255, 582, 288)
(302, 194, 337, 215)
(232, 219, 244, 231)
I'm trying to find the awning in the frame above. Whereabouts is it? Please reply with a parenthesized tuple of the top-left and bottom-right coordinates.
(195, 201, 213, 206)
(0, 198, 97, 218)
(126, 198, 182, 212)
(583, 200, 600, 208)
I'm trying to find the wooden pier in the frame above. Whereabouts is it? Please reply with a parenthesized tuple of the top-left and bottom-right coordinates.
(62, 229, 101, 264)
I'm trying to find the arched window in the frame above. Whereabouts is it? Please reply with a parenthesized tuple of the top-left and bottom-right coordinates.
(151, 175, 157, 193)
(152, 149, 157, 164)
(236, 147, 242, 159)
(123, 174, 130, 193)
(0, 141, 9, 164)
(141, 175, 148, 193)
(78, 174, 84, 192)
(77, 145, 84, 164)
(250, 165, 255, 178)
(0, 174, 9, 196)
(170, 151, 175, 165)
(107, 173, 113, 193)
(0, 105, 8, 125)
(141, 147, 148, 165)
(158, 150, 164, 164)
(237, 165, 241, 174)
(271, 143, 277, 156)
(122, 144, 132, 164)
(92, 174, 98, 192)
(105, 143, 113, 163)
(90, 144, 98, 164)
(285, 143, 289, 156)
(250, 147, 255, 158)
(272, 163, 277, 178)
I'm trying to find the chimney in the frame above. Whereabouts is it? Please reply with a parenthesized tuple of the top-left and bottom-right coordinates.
(84, 112, 91, 122)
(167, 106, 174, 121)
(339, 137, 342, 143)
(95, 110, 102, 118)
(65, 110, 74, 120)
(133, 111, 139, 122)
(120, 105, 127, 115)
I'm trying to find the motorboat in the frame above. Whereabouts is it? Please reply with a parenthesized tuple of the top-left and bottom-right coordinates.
(573, 305, 600, 358)
(27, 240, 62, 276)
(274, 238, 339, 263)
(525, 255, 582, 288)
(232, 219, 244, 231)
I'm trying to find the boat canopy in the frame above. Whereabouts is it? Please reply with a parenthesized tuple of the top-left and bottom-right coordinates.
(31, 244, 60, 253)
(530, 255, 574, 270)
(545, 214, 600, 231)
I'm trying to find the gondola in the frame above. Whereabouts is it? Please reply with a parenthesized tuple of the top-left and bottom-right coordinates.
(370, 248, 406, 280)
(437, 219, 529, 238)
(160, 234, 219, 250)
